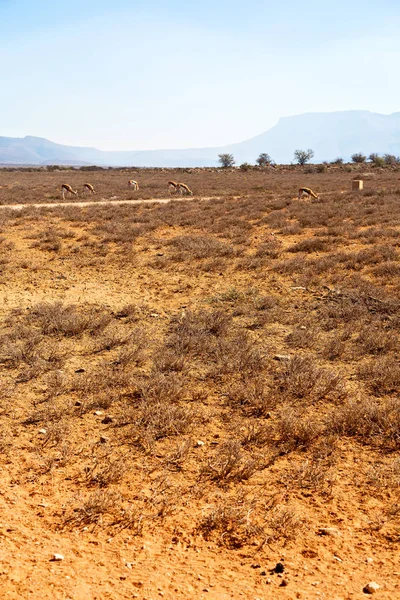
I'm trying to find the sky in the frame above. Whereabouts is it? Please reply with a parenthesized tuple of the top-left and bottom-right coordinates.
(1, 0, 400, 150)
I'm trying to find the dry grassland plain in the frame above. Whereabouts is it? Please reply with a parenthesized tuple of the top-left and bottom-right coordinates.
(1, 165, 400, 599)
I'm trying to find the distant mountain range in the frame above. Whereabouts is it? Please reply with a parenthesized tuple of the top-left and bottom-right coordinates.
(2, 111, 400, 167)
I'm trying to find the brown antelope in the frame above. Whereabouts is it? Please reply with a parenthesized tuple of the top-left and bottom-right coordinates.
(177, 183, 193, 196)
(168, 181, 193, 196)
(83, 183, 96, 195)
(128, 180, 139, 191)
(168, 180, 179, 194)
(298, 187, 320, 200)
(61, 184, 78, 200)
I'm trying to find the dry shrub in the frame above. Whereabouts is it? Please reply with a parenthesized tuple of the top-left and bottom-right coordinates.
(287, 238, 330, 253)
(27, 302, 111, 337)
(168, 234, 235, 260)
(162, 439, 192, 471)
(153, 346, 188, 373)
(91, 324, 132, 353)
(358, 356, 400, 395)
(281, 459, 333, 494)
(127, 401, 196, 450)
(138, 372, 185, 404)
(364, 459, 400, 490)
(201, 440, 262, 484)
(272, 407, 322, 452)
(266, 505, 307, 543)
(225, 378, 277, 417)
(355, 324, 398, 356)
(166, 308, 232, 358)
(273, 255, 306, 275)
(64, 490, 122, 530)
(372, 261, 400, 279)
(236, 420, 270, 448)
(255, 236, 282, 259)
(208, 332, 263, 378)
(31, 227, 62, 252)
(114, 328, 147, 366)
(84, 456, 128, 488)
(285, 326, 319, 349)
(276, 355, 347, 402)
(197, 499, 263, 548)
(327, 397, 400, 449)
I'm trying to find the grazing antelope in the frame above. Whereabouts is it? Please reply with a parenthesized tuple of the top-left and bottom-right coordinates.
(177, 183, 193, 196)
(83, 183, 96, 195)
(128, 180, 139, 191)
(61, 184, 78, 200)
(168, 180, 179, 194)
(298, 187, 320, 200)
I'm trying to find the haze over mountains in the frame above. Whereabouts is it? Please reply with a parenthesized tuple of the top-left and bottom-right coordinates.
(2, 110, 400, 167)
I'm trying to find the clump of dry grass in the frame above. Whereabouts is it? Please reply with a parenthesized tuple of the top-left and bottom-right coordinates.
(266, 504, 307, 543)
(168, 234, 236, 260)
(271, 407, 322, 452)
(201, 440, 262, 484)
(275, 355, 347, 402)
(327, 397, 400, 449)
(225, 378, 277, 417)
(27, 302, 112, 337)
(197, 496, 263, 548)
(358, 356, 400, 395)
(31, 227, 63, 252)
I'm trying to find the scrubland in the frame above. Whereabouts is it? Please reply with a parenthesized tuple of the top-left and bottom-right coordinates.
(0, 166, 400, 598)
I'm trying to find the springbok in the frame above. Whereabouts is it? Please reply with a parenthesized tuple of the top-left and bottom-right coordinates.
(298, 187, 320, 200)
(61, 184, 78, 200)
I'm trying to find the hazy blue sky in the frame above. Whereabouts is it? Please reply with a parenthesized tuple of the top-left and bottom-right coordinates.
(1, 0, 400, 150)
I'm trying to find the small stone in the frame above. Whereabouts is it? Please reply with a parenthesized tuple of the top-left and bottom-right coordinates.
(366, 557, 374, 564)
(273, 562, 285, 574)
(94, 411, 103, 416)
(75, 368, 85, 373)
(101, 415, 113, 424)
(100, 436, 109, 444)
(38, 429, 47, 435)
(363, 582, 380, 594)
(251, 564, 261, 569)
(280, 580, 288, 587)
(75, 401, 82, 407)
(196, 440, 205, 447)
(156, 252, 164, 256)
(318, 527, 341, 537)
(333, 556, 343, 562)
(260, 571, 267, 576)
(50, 554, 64, 562)
(150, 313, 159, 318)
(274, 354, 291, 362)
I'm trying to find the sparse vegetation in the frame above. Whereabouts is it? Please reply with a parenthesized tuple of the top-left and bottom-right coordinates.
(1, 165, 400, 598)
(294, 149, 314, 165)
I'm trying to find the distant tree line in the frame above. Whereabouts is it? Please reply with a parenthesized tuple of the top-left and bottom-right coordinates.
(217, 149, 400, 168)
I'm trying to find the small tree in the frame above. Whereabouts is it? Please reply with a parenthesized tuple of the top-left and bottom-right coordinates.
(256, 153, 272, 167)
(239, 162, 252, 171)
(383, 154, 399, 166)
(294, 149, 314, 165)
(351, 152, 366, 163)
(331, 157, 344, 165)
(218, 153, 235, 168)
(368, 153, 385, 167)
